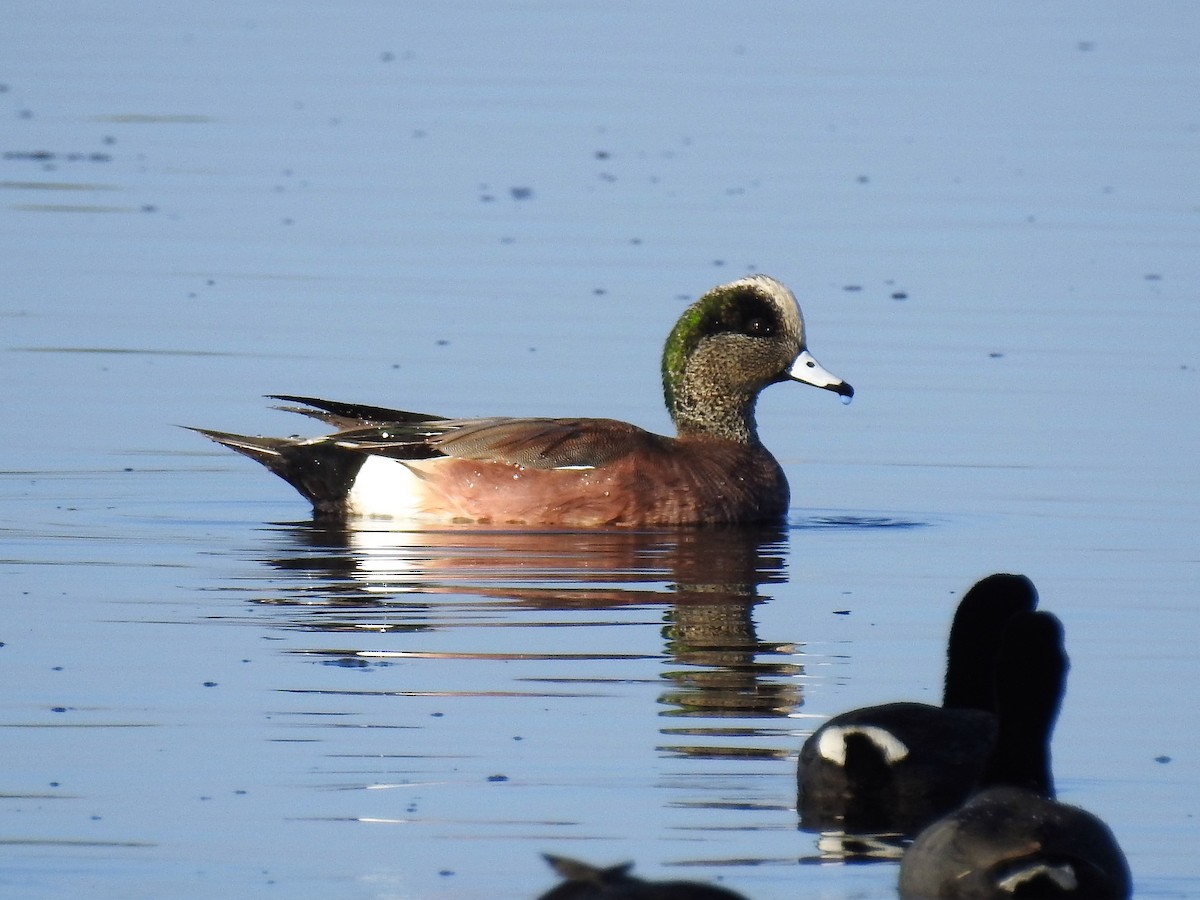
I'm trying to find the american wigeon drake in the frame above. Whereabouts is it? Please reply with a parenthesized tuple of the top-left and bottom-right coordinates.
(797, 574, 1038, 835)
(898, 611, 1131, 899)
(536, 854, 750, 900)
(193, 275, 852, 526)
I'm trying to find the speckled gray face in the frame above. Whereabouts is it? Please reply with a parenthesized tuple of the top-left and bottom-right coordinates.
(660, 274, 854, 442)
(718, 276, 852, 401)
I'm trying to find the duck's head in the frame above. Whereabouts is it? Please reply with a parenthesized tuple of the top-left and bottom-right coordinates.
(943, 573, 1040, 711)
(985, 610, 1069, 798)
(662, 275, 853, 443)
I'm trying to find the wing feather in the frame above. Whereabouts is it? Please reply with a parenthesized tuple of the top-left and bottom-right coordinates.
(253, 397, 660, 469)
(337, 417, 654, 469)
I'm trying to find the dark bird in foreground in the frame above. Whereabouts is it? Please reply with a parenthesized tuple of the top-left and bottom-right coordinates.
(536, 854, 749, 900)
(898, 611, 1131, 899)
(797, 573, 1038, 836)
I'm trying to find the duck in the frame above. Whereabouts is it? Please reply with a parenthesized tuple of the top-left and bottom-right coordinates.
(797, 573, 1038, 835)
(898, 611, 1131, 899)
(536, 854, 750, 900)
(191, 275, 852, 527)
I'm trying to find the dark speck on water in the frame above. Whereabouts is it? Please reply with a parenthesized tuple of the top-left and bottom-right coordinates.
(4, 150, 53, 160)
(323, 657, 371, 667)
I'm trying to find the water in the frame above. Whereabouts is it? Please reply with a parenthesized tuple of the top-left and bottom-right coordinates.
(3, 3, 1199, 898)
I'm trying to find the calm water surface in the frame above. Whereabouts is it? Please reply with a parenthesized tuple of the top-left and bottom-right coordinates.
(3, 3, 1199, 898)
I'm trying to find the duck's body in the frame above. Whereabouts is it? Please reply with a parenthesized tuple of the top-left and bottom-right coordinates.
(200, 404, 791, 526)
(899, 786, 1131, 899)
(898, 611, 1132, 899)
(797, 700, 998, 835)
(797, 574, 1039, 835)
(194, 276, 853, 526)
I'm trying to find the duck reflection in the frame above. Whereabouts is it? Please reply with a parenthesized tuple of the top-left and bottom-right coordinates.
(658, 564, 803, 742)
(251, 522, 800, 733)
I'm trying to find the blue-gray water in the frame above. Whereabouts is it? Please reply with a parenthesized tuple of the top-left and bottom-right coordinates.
(3, 4, 1198, 898)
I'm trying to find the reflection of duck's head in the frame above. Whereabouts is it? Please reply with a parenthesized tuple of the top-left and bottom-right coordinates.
(797, 573, 1038, 835)
(265, 522, 797, 721)
(536, 854, 749, 900)
(899, 612, 1132, 899)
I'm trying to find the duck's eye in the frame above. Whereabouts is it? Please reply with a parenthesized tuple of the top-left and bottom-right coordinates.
(745, 317, 774, 337)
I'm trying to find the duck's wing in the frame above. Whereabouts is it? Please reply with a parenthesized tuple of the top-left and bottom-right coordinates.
(201, 396, 658, 469)
(268, 394, 440, 430)
(335, 416, 655, 469)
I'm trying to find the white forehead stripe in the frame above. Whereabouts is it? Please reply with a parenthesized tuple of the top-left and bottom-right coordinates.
(817, 725, 910, 765)
(728, 274, 804, 336)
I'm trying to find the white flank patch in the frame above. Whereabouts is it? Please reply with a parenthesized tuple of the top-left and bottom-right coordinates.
(345, 455, 431, 520)
(817, 725, 910, 765)
(997, 862, 1078, 892)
